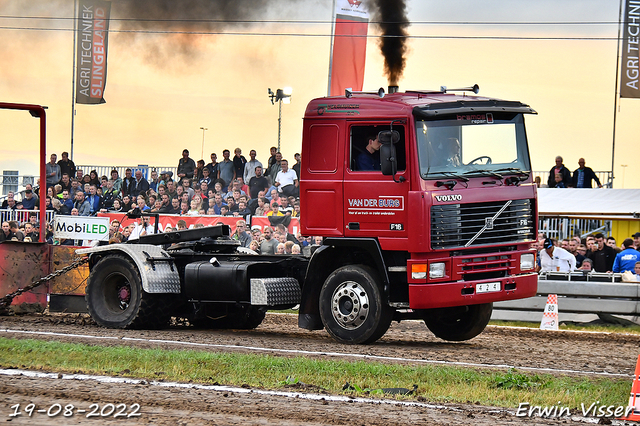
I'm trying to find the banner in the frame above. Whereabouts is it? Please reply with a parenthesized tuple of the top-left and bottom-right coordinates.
(75, 0, 111, 104)
(97, 213, 300, 236)
(329, 0, 370, 96)
(53, 215, 110, 241)
(621, 0, 640, 98)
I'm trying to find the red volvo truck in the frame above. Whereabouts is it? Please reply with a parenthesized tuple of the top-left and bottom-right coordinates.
(80, 86, 538, 345)
(296, 86, 538, 342)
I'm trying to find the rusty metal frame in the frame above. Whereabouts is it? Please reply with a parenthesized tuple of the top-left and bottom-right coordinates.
(0, 102, 47, 242)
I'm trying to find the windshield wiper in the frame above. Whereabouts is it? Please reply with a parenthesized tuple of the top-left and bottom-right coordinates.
(492, 168, 530, 185)
(430, 171, 470, 182)
(493, 167, 530, 177)
(462, 169, 504, 180)
(430, 172, 469, 190)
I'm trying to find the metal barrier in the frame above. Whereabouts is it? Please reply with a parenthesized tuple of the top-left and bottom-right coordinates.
(0, 209, 56, 225)
(538, 217, 611, 240)
(77, 165, 177, 181)
(492, 272, 640, 323)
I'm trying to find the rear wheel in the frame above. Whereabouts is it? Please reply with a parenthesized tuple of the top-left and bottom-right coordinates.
(85, 254, 172, 329)
(422, 303, 493, 341)
(319, 265, 393, 344)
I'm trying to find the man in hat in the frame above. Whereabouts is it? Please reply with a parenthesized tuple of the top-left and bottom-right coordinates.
(539, 238, 576, 272)
(159, 171, 173, 187)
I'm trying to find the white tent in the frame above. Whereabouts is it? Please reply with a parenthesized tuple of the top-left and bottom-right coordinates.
(537, 188, 640, 219)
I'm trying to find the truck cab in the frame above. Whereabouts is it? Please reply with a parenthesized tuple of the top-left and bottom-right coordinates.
(299, 87, 538, 343)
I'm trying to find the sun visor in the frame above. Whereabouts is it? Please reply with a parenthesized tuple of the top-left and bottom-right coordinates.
(413, 100, 537, 119)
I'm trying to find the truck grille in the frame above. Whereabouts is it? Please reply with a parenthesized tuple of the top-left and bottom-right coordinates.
(431, 199, 535, 250)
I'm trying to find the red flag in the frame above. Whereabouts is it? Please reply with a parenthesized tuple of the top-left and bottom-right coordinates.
(329, 0, 370, 96)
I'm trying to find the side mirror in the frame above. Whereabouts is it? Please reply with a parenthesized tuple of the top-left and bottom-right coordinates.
(380, 144, 396, 176)
(378, 130, 400, 145)
(378, 130, 404, 182)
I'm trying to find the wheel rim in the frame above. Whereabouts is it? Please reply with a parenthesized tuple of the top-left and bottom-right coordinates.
(103, 272, 133, 312)
(330, 281, 369, 330)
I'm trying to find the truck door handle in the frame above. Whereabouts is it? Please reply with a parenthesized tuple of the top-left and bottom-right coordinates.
(348, 222, 360, 230)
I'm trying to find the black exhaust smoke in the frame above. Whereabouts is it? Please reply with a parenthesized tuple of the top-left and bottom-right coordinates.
(370, 0, 410, 87)
(111, 0, 303, 64)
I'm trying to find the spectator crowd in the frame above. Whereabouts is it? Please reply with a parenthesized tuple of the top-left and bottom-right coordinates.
(0, 148, 318, 254)
(533, 231, 640, 280)
(536, 156, 605, 189)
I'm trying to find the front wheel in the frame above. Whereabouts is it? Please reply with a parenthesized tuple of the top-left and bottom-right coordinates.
(319, 265, 393, 344)
(85, 254, 172, 329)
(422, 303, 493, 341)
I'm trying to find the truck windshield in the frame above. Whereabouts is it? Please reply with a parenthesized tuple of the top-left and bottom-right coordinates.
(415, 113, 531, 180)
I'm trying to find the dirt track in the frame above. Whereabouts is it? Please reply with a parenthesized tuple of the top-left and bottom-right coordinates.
(0, 312, 638, 425)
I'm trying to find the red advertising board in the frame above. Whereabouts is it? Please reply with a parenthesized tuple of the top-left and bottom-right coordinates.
(98, 213, 300, 236)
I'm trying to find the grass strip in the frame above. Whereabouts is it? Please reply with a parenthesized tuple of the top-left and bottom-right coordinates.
(0, 337, 631, 410)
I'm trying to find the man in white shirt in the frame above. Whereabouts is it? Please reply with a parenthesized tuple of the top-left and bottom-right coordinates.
(129, 216, 155, 240)
(275, 159, 299, 197)
(539, 238, 576, 272)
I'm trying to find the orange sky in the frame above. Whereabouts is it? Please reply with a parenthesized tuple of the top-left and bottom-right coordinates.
(1, 0, 638, 188)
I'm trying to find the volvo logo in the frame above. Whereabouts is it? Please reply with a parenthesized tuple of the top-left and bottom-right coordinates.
(434, 194, 462, 202)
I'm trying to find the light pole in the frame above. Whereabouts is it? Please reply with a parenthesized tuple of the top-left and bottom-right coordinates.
(621, 164, 628, 188)
(200, 127, 208, 160)
(268, 87, 292, 153)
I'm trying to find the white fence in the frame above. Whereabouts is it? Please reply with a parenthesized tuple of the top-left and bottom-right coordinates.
(77, 165, 178, 181)
(0, 209, 56, 225)
(538, 217, 611, 241)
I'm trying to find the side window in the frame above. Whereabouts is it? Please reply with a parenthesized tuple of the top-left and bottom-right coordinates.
(349, 124, 406, 172)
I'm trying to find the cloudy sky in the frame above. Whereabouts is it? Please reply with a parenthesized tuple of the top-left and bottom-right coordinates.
(0, 0, 638, 188)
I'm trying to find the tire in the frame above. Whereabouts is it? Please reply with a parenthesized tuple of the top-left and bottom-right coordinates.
(423, 303, 493, 342)
(85, 254, 172, 329)
(319, 265, 393, 344)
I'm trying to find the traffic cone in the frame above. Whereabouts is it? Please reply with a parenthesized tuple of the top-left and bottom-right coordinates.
(619, 355, 640, 421)
(539, 294, 559, 330)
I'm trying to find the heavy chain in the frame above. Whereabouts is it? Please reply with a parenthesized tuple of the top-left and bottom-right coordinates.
(0, 256, 89, 311)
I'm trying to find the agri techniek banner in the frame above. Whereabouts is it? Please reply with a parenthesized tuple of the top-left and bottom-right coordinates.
(75, 0, 111, 104)
(329, 0, 370, 96)
(621, 0, 640, 98)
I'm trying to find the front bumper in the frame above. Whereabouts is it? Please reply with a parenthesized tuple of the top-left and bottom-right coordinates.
(408, 273, 538, 310)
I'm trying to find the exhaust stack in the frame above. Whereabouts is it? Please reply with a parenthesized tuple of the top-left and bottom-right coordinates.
(388, 85, 399, 94)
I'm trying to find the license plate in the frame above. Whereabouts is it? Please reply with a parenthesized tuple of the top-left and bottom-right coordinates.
(476, 282, 501, 294)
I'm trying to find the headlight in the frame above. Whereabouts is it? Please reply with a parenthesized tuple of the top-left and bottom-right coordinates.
(429, 262, 446, 279)
(520, 253, 535, 270)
